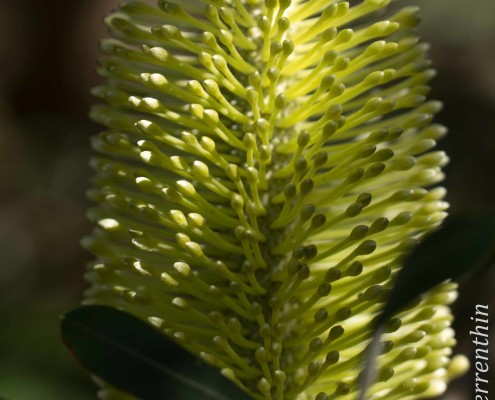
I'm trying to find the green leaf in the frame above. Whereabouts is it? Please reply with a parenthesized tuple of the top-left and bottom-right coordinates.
(60, 305, 251, 400)
(358, 211, 495, 400)
(377, 211, 495, 326)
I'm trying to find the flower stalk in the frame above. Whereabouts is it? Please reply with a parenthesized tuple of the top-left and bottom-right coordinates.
(84, 0, 468, 398)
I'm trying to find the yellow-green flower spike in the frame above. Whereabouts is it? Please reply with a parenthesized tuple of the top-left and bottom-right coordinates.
(85, 0, 468, 399)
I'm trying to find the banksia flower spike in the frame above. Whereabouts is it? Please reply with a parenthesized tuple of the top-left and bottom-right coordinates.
(84, 0, 469, 399)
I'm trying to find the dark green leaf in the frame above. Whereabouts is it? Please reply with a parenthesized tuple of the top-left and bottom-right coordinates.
(358, 211, 495, 400)
(377, 211, 495, 326)
(61, 305, 251, 400)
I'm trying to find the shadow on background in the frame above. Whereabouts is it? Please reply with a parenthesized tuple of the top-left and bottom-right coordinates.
(0, 0, 493, 399)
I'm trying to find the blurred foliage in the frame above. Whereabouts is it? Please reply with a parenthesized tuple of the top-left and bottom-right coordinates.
(0, 0, 493, 399)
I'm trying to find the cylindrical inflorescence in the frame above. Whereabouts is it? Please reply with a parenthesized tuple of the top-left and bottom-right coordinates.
(84, 1, 468, 399)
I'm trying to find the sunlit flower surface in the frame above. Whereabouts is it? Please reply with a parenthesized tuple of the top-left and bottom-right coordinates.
(84, 0, 468, 398)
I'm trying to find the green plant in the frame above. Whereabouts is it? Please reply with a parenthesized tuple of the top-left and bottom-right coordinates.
(82, 0, 470, 398)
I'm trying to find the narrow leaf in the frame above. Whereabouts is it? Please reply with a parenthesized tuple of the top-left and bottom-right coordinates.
(358, 211, 495, 400)
(61, 305, 251, 400)
(378, 211, 495, 326)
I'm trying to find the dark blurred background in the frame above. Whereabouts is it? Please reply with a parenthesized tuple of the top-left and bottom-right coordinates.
(0, 0, 493, 399)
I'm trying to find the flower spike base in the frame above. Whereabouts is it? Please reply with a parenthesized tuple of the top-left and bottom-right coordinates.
(84, 0, 468, 399)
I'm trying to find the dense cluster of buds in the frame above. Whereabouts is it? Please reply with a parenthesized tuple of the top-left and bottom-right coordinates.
(84, 0, 468, 398)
